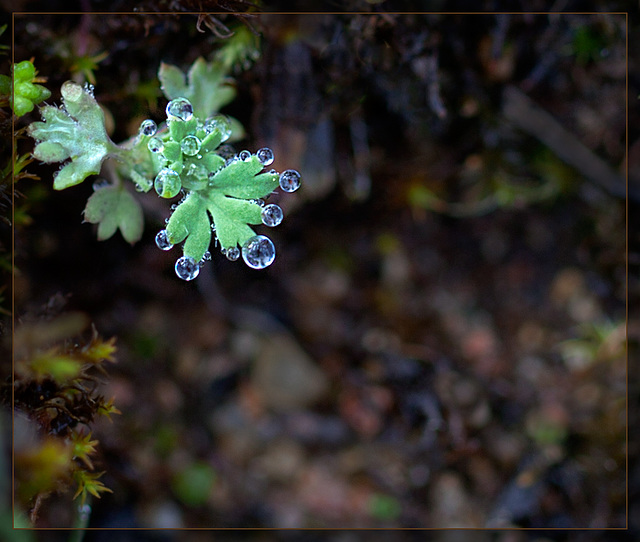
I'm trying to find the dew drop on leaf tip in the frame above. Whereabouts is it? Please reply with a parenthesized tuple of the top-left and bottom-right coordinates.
(279, 170, 301, 192)
(223, 246, 240, 261)
(175, 255, 200, 280)
(155, 229, 173, 251)
(154, 168, 181, 198)
(204, 114, 232, 141)
(166, 98, 194, 122)
(181, 135, 201, 156)
(148, 137, 164, 153)
(261, 204, 283, 227)
(242, 235, 275, 269)
(256, 147, 274, 166)
(139, 119, 157, 137)
(239, 150, 252, 162)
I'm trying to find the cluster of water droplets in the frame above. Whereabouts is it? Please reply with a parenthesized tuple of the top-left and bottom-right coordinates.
(148, 98, 302, 279)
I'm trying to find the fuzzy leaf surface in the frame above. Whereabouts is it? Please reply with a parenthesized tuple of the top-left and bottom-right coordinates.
(28, 81, 116, 189)
(84, 185, 143, 244)
(165, 156, 279, 254)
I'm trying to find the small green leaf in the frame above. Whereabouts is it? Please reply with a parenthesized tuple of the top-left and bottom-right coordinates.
(209, 155, 279, 199)
(166, 192, 202, 245)
(183, 205, 212, 262)
(28, 81, 116, 189)
(158, 58, 236, 119)
(158, 62, 187, 100)
(206, 193, 261, 249)
(84, 185, 144, 244)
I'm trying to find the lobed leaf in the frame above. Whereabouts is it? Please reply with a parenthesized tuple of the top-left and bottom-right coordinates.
(28, 81, 116, 189)
(84, 185, 144, 244)
(208, 155, 279, 199)
(159, 57, 235, 119)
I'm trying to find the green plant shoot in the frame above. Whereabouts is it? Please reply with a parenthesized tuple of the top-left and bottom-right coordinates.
(27, 57, 301, 278)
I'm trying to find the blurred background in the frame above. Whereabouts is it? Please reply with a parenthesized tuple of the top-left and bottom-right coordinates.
(1, 0, 637, 536)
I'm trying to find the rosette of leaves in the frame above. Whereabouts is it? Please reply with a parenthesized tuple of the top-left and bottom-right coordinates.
(27, 57, 300, 276)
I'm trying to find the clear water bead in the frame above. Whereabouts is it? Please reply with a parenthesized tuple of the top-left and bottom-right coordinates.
(224, 247, 240, 261)
(166, 98, 194, 122)
(261, 204, 283, 227)
(238, 150, 252, 162)
(203, 250, 212, 261)
(242, 235, 275, 269)
(147, 137, 164, 153)
(175, 256, 200, 280)
(154, 168, 182, 198)
(139, 119, 157, 137)
(256, 147, 274, 166)
(279, 169, 301, 192)
(181, 135, 201, 156)
(204, 114, 232, 141)
(155, 230, 173, 251)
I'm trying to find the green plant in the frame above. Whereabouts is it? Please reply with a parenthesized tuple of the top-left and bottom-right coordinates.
(27, 56, 301, 280)
(0, 60, 51, 117)
(9, 313, 120, 522)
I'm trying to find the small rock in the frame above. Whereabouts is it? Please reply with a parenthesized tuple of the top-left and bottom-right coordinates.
(251, 334, 329, 411)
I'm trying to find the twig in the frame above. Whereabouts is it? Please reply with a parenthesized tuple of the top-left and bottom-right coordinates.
(502, 85, 634, 201)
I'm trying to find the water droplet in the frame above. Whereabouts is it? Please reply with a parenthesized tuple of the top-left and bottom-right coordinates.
(203, 250, 212, 261)
(166, 98, 194, 122)
(204, 114, 232, 141)
(154, 168, 182, 198)
(175, 256, 200, 280)
(250, 198, 266, 207)
(181, 135, 201, 156)
(268, 169, 277, 175)
(238, 150, 252, 162)
(225, 246, 240, 261)
(155, 229, 173, 250)
(279, 169, 301, 192)
(147, 137, 164, 153)
(139, 119, 157, 137)
(256, 147, 274, 166)
(92, 178, 109, 191)
(242, 235, 275, 269)
(170, 204, 178, 210)
(83, 82, 95, 97)
(261, 204, 283, 227)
